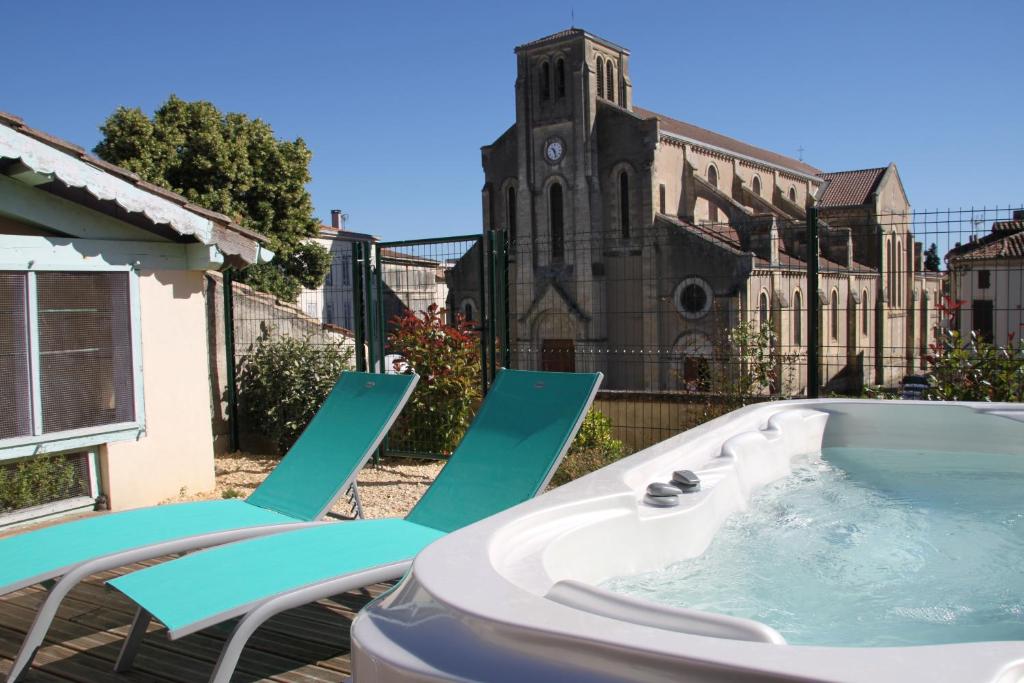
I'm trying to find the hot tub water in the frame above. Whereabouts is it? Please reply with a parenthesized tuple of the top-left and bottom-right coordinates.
(603, 447, 1024, 647)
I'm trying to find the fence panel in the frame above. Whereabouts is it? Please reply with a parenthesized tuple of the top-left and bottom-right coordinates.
(219, 205, 1024, 461)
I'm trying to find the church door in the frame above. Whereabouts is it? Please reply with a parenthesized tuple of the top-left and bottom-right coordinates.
(541, 339, 576, 372)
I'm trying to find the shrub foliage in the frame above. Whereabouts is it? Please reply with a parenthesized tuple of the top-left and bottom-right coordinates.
(551, 409, 626, 486)
(237, 334, 354, 453)
(0, 455, 77, 512)
(387, 305, 481, 455)
(925, 328, 1024, 402)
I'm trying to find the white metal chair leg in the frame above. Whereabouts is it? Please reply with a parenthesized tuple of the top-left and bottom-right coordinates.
(5, 521, 313, 683)
(6, 561, 97, 683)
(206, 562, 411, 683)
(113, 607, 152, 672)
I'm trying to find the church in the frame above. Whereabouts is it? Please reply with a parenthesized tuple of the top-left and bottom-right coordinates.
(473, 28, 943, 394)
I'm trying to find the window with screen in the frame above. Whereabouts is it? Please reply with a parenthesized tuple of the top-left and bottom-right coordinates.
(0, 274, 31, 440)
(1, 271, 137, 442)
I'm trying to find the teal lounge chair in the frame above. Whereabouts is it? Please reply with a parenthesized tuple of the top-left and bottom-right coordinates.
(108, 369, 602, 683)
(1, 370, 418, 683)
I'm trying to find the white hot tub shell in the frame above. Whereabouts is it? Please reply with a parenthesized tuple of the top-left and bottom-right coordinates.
(351, 400, 1024, 682)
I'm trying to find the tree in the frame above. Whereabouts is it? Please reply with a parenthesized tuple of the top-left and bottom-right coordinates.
(94, 95, 329, 301)
(924, 243, 941, 272)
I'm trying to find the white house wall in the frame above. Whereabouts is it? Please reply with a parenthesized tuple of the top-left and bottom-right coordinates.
(101, 270, 216, 509)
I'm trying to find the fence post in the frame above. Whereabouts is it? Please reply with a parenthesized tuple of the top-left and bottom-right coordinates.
(353, 243, 366, 372)
(362, 242, 377, 373)
(222, 269, 239, 452)
(373, 244, 386, 373)
(478, 234, 489, 393)
(499, 230, 511, 368)
(807, 206, 820, 398)
(487, 230, 499, 380)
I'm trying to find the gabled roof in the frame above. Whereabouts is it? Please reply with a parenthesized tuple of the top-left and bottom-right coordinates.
(0, 111, 271, 266)
(635, 107, 822, 178)
(817, 167, 886, 207)
(947, 219, 1024, 262)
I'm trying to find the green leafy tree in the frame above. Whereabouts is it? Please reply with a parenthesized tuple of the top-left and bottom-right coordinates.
(924, 243, 941, 272)
(94, 95, 328, 301)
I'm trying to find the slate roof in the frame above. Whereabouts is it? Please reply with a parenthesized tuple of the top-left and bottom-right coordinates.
(818, 167, 886, 207)
(947, 219, 1024, 262)
(635, 107, 822, 178)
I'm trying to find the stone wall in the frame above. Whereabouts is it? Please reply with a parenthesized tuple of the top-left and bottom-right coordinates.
(205, 272, 358, 454)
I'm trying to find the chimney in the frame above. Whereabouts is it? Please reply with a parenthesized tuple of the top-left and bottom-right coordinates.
(1013, 209, 1024, 221)
(330, 209, 347, 230)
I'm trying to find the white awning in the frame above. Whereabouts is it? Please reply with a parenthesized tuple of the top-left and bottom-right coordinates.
(0, 124, 214, 243)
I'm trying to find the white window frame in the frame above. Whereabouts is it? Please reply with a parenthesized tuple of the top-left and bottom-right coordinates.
(0, 260, 146, 462)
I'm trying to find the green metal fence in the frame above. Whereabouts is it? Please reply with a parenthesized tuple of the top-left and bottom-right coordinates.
(222, 206, 1024, 460)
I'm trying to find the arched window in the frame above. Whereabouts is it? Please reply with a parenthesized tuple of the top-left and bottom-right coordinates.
(752, 175, 761, 197)
(830, 289, 839, 340)
(862, 288, 869, 334)
(707, 165, 719, 223)
(895, 239, 903, 306)
(793, 290, 803, 345)
(606, 62, 615, 102)
(460, 299, 477, 323)
(549, 182, 564, 260)
(596, 57, 604, 99)
(541, 61, 551, 101)
(789, 186, 797, 202)
(619, 170, 630, 238)
(506, 185, 517, 242)
(886, 237, 894, 303)
(556, 59, 566, 98)
(759, 291, 770, 327)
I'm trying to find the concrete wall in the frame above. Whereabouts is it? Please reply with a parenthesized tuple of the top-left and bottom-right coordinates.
(101, 270, 216, 509)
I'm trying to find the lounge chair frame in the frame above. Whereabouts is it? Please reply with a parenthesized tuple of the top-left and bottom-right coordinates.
(4, 371, 418, 683)
(111, 370, 602, 683)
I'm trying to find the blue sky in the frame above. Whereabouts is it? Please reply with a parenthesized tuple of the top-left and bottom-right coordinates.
(5, 0, 1022, 241)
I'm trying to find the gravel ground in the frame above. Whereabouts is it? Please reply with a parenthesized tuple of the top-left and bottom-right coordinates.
(162, 453, 445, 519)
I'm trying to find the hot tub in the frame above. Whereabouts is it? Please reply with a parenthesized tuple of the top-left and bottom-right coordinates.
(350, 400, 1024, 682)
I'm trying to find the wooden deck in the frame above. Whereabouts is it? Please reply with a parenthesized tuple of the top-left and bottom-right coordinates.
(0, 560, 390, 682)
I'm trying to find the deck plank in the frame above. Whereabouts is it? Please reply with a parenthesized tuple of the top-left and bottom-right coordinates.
(0, 561, 388, 682)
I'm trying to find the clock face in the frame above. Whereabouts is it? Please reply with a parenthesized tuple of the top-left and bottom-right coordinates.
(545, 138, 565, 163)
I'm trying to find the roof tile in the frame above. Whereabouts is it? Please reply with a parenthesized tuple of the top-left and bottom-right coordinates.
(818, 168, 886, 207)
(635, 107, 822, 177)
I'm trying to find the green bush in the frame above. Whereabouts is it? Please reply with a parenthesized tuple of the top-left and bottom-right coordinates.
(386, 304, 481, 455)
(237, 334, 354, 453)
(0, 455, 77, 512)
(551, 409, 626, 486)
(925, 328, 1024, 402)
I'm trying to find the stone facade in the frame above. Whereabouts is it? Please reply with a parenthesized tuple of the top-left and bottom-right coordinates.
(478, 28, 944, 394)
